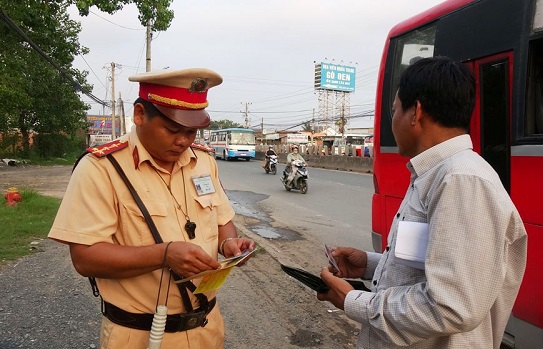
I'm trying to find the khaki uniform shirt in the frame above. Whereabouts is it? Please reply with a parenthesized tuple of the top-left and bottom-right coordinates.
(49, 129, 235, 348)
(345, 135, 527, 348)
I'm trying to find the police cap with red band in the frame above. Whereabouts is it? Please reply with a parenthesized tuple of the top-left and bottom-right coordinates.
(128, 68, 223, 128)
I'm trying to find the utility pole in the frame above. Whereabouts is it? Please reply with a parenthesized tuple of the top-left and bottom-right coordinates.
(241, 102, 252, 128)
(110, 62, 116, 139)
(340, 103, 345, 136)
(312, 108, 316, 132)
(118, 92, 126, 136)
(146, 20, 152, 72)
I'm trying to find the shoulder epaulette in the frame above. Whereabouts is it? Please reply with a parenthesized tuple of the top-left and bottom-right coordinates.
(87, 139, 129, 158)
(190, 142, 215, 154)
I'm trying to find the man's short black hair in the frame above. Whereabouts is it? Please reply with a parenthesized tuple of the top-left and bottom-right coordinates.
(398, 56, 475, 130)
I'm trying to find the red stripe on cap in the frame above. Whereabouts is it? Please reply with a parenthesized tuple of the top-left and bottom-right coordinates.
(139, 82, 208, 110)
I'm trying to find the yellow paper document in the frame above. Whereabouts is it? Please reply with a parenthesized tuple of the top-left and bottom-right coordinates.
(193, 267, 235, 293)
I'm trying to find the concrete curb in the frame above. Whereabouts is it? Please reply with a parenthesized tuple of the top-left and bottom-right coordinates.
(255, 152, 373, 174)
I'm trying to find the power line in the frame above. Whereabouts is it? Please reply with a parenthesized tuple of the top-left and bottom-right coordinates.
(89, 10, 145, 31)
(79, 54, 107, 90)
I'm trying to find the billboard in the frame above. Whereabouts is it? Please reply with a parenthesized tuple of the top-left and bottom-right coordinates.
(262, 128, 277, 135)
(86, 115, 120, 135)
(314, 62, 356, 92)
(286, 133, 309, 144)
(89, 134, 112, 147)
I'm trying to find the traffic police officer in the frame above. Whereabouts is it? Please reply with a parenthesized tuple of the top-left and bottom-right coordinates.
(49, 68, 256, 349)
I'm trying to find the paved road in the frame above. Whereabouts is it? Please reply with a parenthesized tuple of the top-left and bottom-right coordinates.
(217, 159, 374, 251)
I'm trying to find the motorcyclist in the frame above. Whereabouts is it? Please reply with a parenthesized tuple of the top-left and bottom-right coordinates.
(285, 145, 306, 186)
(265, 145, 277, 170)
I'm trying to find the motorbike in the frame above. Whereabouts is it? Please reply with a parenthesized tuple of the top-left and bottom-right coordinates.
(264, 155, 278, 175)
(281, 159, 308, 194)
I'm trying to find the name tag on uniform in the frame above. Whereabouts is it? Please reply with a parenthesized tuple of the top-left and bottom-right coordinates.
(192, 174, 215, 196)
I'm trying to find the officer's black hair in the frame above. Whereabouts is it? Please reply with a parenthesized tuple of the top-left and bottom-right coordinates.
(134, 97, 163, 119)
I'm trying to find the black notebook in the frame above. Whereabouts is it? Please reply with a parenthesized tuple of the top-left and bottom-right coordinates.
(280, 264, 370, 293)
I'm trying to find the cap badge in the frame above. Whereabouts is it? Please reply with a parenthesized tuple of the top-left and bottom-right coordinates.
(190, 78, 208, 93)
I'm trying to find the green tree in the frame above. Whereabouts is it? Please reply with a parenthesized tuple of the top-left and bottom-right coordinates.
(0, 0, 176, 157)
(74, 0, 174, 32)
(208, 119, 243, 130)
(0, 0, 90, 155)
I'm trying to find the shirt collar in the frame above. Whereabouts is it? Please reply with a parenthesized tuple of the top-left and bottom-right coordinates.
(408, 134, 473, 177)
(128, 126, 197, 171)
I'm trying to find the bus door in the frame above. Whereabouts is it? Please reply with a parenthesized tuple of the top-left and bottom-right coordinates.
(469, 53, 513, 193)
(473, 51, 543, 345)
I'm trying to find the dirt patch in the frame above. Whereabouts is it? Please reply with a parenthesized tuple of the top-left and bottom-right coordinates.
(0, 164, 72, 199)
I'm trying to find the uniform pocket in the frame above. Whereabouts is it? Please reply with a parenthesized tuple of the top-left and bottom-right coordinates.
(194, 195, 220, 242)
(121, 198, 167, 245)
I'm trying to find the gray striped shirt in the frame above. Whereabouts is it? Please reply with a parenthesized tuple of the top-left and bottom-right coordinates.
(345, 135, 527, 348)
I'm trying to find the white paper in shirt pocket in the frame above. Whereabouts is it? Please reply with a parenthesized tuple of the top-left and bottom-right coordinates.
(395, 221, 429, 270)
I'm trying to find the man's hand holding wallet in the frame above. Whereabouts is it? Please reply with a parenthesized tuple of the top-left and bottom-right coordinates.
(317, 245, 371, 310)
(280, 245, 370, 310)
(281, 264, 369, 293)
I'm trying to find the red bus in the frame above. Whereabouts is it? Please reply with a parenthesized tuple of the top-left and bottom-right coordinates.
(371, 0, 543, 347)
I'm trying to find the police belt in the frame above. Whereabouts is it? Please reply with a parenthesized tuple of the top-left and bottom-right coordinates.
(103, 298, 216, 332)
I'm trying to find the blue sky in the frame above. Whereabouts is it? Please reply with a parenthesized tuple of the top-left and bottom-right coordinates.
(70, 0, 444, 130)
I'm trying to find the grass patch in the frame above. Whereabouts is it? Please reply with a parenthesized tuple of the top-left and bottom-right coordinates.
(20, 154, 79, 166)
(0, 189, 60, 263)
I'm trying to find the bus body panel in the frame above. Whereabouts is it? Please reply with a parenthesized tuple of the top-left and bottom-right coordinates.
(226, 148, 256, 160)
(373, 0, 542, 346)
(510, 154, 543, 329)
(511, 153, 543, 225)
(387, 0, 475, 39)
(370, 193, 382, 252)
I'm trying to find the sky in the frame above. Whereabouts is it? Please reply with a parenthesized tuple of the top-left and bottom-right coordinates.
(69, 0, 444, 131)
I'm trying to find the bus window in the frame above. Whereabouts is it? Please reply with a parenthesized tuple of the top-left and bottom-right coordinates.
(230, 132, 255, 145)
(391, 24, 436, 110)
(534, 0, 543, 32)
(381, 24, 437, 148)
(525, 38, 543, 136)
(480, 58, 510, 192)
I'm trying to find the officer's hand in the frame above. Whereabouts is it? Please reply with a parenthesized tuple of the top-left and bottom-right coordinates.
(223, 237, 256, 266)
(329, 247, 367, 279)
(316, 267, 353, 310)
(164, 242, 221, 278)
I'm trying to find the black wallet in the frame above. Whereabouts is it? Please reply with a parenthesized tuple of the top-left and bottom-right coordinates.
(280, 264, 370, 293)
